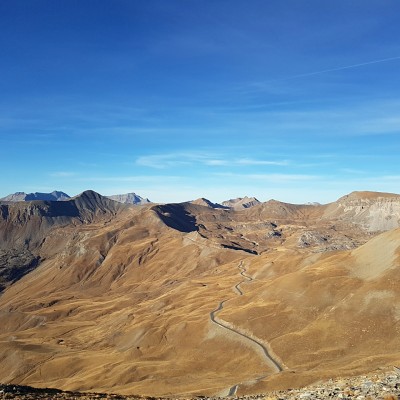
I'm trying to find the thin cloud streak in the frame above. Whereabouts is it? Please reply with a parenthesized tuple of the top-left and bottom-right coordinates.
(215, 172, 318, 183)
(245, 56, 400, 91)
(77, 175, 183, 183)
(280, 55, 400, 81)
(50, 171, 76, 177)
(136, 152, 289, 169)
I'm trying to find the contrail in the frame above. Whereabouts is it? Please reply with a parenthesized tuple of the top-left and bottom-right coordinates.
(245, 55, 400, 90)
(286, 55, 400, 80)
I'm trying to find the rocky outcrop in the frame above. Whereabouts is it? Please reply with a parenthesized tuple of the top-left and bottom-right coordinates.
(0, 249, 40, 292)
(323, 191, 400, 232)
(222, 196, 261, 210)
(107, 192, 151, 205)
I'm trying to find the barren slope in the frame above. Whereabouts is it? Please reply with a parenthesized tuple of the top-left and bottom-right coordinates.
(0, 202, 268, 396)
(0, 191, 126, 291)
(1, 191, 400, 396)
(323, 191, 400, 232)
(219, 228, 400, 394)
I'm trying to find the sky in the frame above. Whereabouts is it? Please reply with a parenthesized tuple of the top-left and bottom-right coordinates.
(1, 0, 400, 204)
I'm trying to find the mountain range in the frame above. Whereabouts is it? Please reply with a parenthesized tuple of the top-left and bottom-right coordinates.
(1, 190, 400, 396)
(1, 191, 151, 205)
(1, 191, 264, 210)
(0, 190, 71, 202)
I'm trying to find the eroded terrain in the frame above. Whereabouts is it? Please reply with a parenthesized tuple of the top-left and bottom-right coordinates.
(1, 191, 400, 396)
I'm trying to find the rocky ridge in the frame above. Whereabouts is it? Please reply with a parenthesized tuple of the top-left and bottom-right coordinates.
(1, 191, 70, 202)
(189, 198, 227, 209)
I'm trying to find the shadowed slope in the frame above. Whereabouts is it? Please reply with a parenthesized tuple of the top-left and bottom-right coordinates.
(0, 191, 128, 291)
(152, 203, 198, 233)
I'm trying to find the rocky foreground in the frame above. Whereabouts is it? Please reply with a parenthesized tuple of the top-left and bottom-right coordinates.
(1, 369, 400, 400)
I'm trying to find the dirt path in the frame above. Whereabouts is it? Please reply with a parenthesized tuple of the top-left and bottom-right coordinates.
(209, 261, 283, 395)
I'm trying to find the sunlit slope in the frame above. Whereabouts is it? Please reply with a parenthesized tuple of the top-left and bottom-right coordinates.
(218, 228, 400, 393)
(1, 191, 400, 396)
(0, 204, 270, 396)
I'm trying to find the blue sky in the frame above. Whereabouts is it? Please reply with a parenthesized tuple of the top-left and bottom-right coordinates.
(1, 0, 400, 204)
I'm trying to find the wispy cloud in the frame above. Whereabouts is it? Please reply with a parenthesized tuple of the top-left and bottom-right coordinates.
(339, 168, 367, 175)
(215, 172, 318, 183)
(136, 153, 199, 169)
(77, 175, 182, 183)
(235, 158, 288, 166)
(50, 171, 76, 177)
(243, 56, 400, 93)
(136, 152, 288, 169)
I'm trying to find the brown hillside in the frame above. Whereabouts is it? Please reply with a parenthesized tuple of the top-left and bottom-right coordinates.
(0, 191, 400, 396)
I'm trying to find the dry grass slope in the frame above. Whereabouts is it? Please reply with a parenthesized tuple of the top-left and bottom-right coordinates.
(1, 191, 400, 396)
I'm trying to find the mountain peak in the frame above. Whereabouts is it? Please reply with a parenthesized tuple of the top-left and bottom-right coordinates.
(222, 196, 260, 210)
(71, 190, 122, 214)
(107, 192, 151, 205)
(73, 189, 102, 200)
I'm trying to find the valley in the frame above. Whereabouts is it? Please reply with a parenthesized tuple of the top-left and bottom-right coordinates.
(0, 190, 400, 397)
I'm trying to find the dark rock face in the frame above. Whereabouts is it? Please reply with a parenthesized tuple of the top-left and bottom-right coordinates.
(0, 249, 40, 293)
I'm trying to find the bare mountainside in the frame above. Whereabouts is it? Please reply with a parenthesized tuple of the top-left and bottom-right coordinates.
(0, 190, 400, 397)
(0, 190, 127, 291)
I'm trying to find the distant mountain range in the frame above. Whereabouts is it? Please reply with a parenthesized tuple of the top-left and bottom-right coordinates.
(1, 191, 264, 210)
(0, 191, 71, 202)
(1, 191, 151, 205)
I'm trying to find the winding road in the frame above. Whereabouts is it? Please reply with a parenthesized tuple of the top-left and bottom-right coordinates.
(209, 261, 283, 395)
